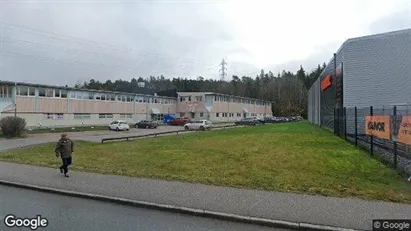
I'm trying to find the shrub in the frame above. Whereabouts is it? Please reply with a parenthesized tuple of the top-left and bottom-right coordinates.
(0, 116, 27, 137)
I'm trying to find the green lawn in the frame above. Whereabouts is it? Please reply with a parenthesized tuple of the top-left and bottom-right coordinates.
(0, 125, 110, 138)
(1, 121, 410, 203)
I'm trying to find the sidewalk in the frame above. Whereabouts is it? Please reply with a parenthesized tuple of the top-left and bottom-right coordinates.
(0, 161, 410, 231)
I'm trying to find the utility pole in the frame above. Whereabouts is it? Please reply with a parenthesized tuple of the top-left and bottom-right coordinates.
(219, 59, 227, 81)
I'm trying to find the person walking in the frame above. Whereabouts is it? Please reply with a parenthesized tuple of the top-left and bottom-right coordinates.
(55, 133, 74, 177)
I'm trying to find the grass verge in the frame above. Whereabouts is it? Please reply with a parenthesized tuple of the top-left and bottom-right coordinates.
(1, 121, 410, 203)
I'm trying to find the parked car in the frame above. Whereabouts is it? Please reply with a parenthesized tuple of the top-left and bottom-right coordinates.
(135, 120, 158, 129)
(263, 116, 276, 123)
(253, 117, 266, 124)
(170, 117, 191, 126)
(184, 120, 213, 131)
(109, 120, 130, 131)
(234, 118, 263, 126)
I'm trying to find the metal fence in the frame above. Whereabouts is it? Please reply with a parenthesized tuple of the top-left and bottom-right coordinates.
(334, 105, 411, 175)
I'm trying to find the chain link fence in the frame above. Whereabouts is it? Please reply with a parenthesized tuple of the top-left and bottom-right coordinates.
(335, 105, 411, 175)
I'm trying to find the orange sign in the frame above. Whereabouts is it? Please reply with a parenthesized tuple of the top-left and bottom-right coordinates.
(365, 116, 391, 140)
(321, 75, 332, 91)
(397, 116, 411, 145)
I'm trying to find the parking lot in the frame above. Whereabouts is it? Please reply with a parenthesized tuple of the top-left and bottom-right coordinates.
(0, 124, 236, 151)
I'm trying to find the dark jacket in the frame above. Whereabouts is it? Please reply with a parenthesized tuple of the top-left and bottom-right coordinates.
(55, 138, 74, 159)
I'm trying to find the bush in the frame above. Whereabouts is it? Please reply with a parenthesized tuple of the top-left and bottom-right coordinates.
(0, 116, 27, 137)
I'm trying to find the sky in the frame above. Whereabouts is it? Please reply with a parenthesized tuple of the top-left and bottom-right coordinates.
(0, 0, 410, 87)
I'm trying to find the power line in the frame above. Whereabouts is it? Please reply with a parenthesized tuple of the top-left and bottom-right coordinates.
(0, 51, 219, 77)
(219, 58, 227, 81)
(0, 21, 216, 66)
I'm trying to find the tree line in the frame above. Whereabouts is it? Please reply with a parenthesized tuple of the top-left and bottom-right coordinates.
(75, 63, 326, 118)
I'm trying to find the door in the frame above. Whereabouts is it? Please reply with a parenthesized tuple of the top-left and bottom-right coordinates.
(243, 113, 246, 118)
(190, 112, 195, 119)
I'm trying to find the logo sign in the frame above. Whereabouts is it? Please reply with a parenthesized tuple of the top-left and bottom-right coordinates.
(397, 116, 411, 145)
(321, 75, 332, 91)
(365, 116, 391, 140)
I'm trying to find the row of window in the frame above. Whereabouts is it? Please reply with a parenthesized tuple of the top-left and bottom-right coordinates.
(179, 94, 270, 106)
(43, 113, 135, 120)
(216, 112, 262, 118)
(179, 96, 203, 102)
(16, 86, 177, 104)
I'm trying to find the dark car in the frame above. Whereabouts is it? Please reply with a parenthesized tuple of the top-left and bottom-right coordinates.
(235, 118, 262, 126)
(135, 120, 158, 129)
(170, 117, 191, 126)
(263, 116, 277, 123)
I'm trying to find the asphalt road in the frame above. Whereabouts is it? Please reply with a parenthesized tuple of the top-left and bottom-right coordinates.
(0, 185, 287, 231)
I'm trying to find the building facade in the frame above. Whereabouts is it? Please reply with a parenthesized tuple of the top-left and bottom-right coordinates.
(177, 92, 272, 122)
(308, 28, 411, 132)
(0, 81, 273, 127)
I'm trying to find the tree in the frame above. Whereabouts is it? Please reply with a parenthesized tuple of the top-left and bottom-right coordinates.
(78, 62, 326, 118)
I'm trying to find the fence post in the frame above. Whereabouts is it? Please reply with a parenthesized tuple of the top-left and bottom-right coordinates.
(344, 107, 347, 140)
(393, 106, 397, 169)
(370, 106, 374, 156)
(354, 106, 358, 147)
(334, 108, 337, 135)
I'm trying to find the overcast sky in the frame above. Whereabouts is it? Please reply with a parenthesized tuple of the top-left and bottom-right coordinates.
(0, 0, 410, 86)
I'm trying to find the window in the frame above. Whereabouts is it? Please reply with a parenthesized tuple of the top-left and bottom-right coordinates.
(44, 89, 53, 97)
(38, 88, 46, 97)
(43, 113, 64, 120)
(195, 96, 203, 101)
(237, 113, 241, 117)
(101, 94, 106, 101)
(200, 112, 204, 117)
(74, 114, 91, 120)
(54, 89, 60, 98)
(180, 113, 185, 117)
(28, 87, 35, 96)
(61, 90, 68, 98)
(88, 93, 94, 100)
(18, 86, 28, 96)
(99, 114, 113, 119)
(188, 96, 191, 101)
(95, 94, 101, 100)
(110, 95, 115, 101)
(127, 96, 132, 102)
(216, 113, 219, 117)
(120, 114, 133, 119)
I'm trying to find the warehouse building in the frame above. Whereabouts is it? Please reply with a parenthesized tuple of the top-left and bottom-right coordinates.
(177, 92, 272, 122)
(308, 28, 411, 132)
(0, 81, 273, 127)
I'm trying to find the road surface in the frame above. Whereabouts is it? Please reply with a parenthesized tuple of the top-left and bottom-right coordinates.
(0, 185, 287, 231)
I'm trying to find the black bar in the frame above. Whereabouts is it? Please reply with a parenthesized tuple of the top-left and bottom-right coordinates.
(334, 108, 337, 135)
(344, 107, 347, 140)
(354, 107, 358, 146)
(370, 106, 374, 156)
(393, 106, 397, 168)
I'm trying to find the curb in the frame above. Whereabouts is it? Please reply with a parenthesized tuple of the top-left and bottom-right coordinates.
(0, 180, 360, 231)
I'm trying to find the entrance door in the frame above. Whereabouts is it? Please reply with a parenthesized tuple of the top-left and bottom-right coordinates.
(243, 113, 247, 118)
(190, 112, 195, 119)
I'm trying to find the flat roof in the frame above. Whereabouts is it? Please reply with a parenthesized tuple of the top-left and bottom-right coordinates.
(177, 91, 273, 103)
(312, 28, 411, 87)
(0, 80, 177, 100)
